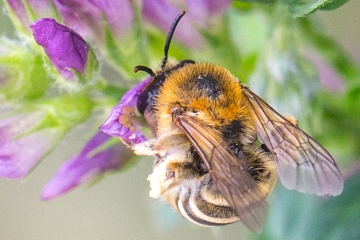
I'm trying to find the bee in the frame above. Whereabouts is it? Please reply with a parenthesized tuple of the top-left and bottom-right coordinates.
(129, 11, 343, 232)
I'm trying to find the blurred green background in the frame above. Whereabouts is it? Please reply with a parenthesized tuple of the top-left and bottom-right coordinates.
(1, 1, 360, 240)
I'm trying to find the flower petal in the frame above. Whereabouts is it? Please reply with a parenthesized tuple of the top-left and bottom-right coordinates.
(53, 0, 133, 44)
(53, 0, 104, 42)
(6, 0, 55, 30)
(30, 18, 89, 80)
(100, 77, 152, 145)
(186, 0, 231, 29)
(0, 110, 63, 179)
(142, 0, 204, 49)
(307, 53, 345, 92)
(41, 132, 133, 200)
(6, 0, 30, 29)
(89, 0, 133, 39)
(0, 128, 60, 178)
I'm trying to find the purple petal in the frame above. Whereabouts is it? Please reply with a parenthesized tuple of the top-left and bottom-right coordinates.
(80, 131, 110, 155)
(0, 110, 60, 178)
(53, 0, 133, 44)
(186, 0, 231, 29)
(142, 0, 204, 49)
(53, 0, 104, 42)
(307, 53, 345, 92)
(28, 0, 56, 20)
(30, 18, 89, 80)
(6, 0, 57, 31)
(89, 0, 133, 39)
(0, 109, 68, 178)
(0, 129, 60, 178)
(41, 132, 133, 200)
(6, 0, 30, 29)
(100, 77, 152, 145)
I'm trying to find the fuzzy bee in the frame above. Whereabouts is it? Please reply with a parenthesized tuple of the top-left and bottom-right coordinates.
(102, 11, 343, 233)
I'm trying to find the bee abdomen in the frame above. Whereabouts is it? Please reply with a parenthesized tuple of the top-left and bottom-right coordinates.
(175, 183, 239, 226)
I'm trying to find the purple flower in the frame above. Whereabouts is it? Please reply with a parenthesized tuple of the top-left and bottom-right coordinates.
(143, 0, 204, 49)
(53, 0, 133, 44)
(41, 131, 133, 200)
(89, 0, 133, 39)
(0, 110, 63, 178)
(186, 0, 231, 29)
(30, 18, 89, 80)
(308, 53, 345, 92)
(6, 0, 54, 32)
(6, 0, 30, 30)
(100, 77, 152, 145)
(142, 0, 231, 48)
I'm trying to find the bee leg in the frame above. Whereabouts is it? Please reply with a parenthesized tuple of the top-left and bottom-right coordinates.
(148, 150, 201, 198)
(165, 161, 204, 181)
(132, 138, 157, 156)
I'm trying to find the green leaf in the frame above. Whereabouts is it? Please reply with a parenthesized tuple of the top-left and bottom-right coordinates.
(260, 187, 317, 239)
(287, 0, 333, 17)
(235, 0, 277, 3)
(79, 46, 100, 85)
(101, 5, 150, 79)
(234, 0, 350, 16)
(0, 38, 50, 101)
(318, 91, 360, 166)
(305, 170, 360, 239)
(319, 0, 351, 10)
(35, 94, 94, 130)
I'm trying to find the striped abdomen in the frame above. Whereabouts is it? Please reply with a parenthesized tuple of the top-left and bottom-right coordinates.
(164, 174, 239, 226)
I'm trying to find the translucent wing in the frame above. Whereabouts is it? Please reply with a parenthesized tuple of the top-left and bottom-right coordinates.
(174, 114, 268, 233)
(242, 85, 343, 196)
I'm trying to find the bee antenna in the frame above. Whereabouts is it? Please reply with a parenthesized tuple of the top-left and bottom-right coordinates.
(134, 65, 155, 76)
(161, 11, 186, 69)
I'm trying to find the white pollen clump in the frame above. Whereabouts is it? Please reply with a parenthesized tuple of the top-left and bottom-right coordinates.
(147, 165, 167, 198)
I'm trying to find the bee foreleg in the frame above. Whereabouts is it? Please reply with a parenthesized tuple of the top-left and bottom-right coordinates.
(132, 138, 157, 156)
(166, 161, 204, 181)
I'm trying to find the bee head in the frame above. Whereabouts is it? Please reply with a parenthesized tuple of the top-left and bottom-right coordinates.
(134, 11, 195, 116)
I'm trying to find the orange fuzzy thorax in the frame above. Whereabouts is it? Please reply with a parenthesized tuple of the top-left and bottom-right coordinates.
(155, 63, 254, 132)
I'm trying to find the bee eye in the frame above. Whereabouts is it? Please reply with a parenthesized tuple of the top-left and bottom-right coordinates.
(136, 75, 166, 115)
(137, 91, 152, 115)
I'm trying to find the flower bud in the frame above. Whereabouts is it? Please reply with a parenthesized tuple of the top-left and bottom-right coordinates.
(0, 93, 93, 178)
(30, 18, 89, 81)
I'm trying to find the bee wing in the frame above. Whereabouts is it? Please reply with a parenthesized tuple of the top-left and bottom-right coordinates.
(242, 86, 343, 196)
(174, 114, 268, 233)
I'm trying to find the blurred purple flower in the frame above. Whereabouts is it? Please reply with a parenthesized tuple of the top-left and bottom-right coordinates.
(308, 54, 345, 92)
(53, 0, 133, 44)
(30, 18, 89, 80)
(100, 77, 152, 145)
(316, 62, 345, 92)
(7, 0, 230, 53)
(41, 131, 133, 200)
(6, 0, 30, 29)
(89, 0, 133, 38)
(186, 0, 231, 29)
(6, 0, 54, 31)
(0, 110, 63, 178)
(142, 0, 231, 48)
(143, 0, 204, 49)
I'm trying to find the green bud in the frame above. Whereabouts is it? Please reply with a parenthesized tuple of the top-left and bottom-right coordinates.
(0, 38, 49, 101)
(33, 93, 94, 131)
